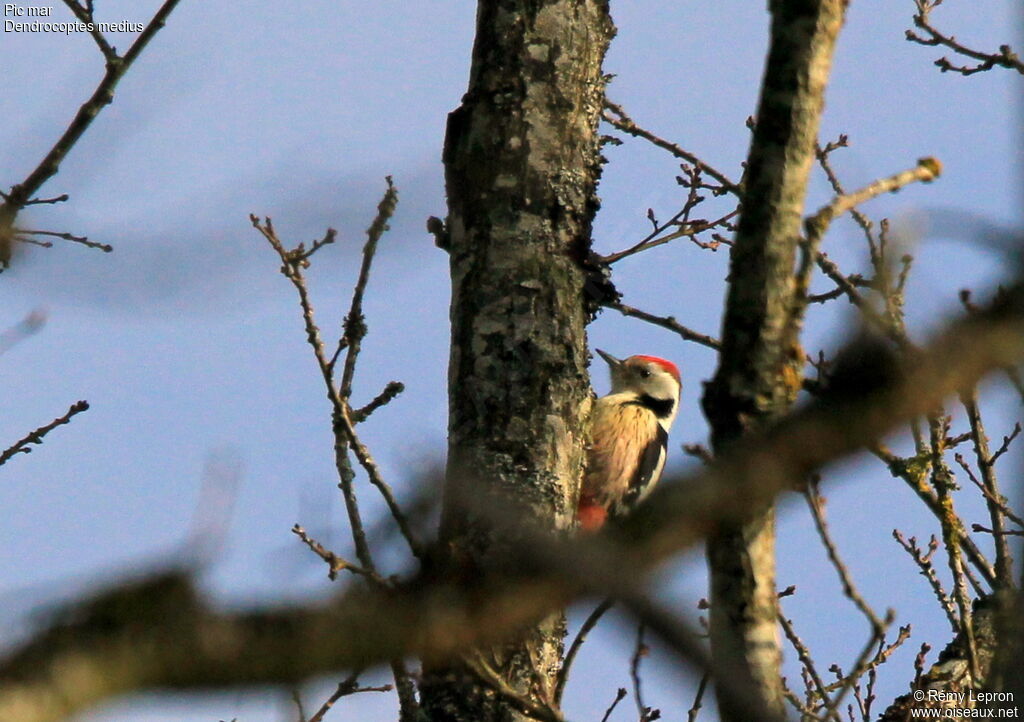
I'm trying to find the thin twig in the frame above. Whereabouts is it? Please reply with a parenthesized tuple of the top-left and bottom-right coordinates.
(601, 206, 739, 264)
(780, 676, 819, 719)
(630, 622, 660, 721)
(778, 613, 831, 713)
(808, 287, 846, 304)
(875, 445, 996, 590)
(334, 403, 424, 560)
(989, 422, 1021, 466)
(892, 530, 959, 632)
(602, 100, 741, 196)
(927, 415, 980, 683)
(601, 688, 628, 722)
(822, 614, 896, 721)
(805, 158, 941, 242)
(15, 229, 113, 253)
(804, 156, 941, 344)
(814, 252, 903, 345)
(554, 597, 614, 704)
(252, 204, 420, 720)
(604, 301, 720, 351)
(20, 194, 69, 206)
(60, 0, 116, 60)
(907, 0, 1024, 75)
(958, 392, 1015, 586)
(912, 642, 931, 690)
(291, 525, 378, 582)
(820, 625, 911, 695)
(352, 381, 405, 423)
(971, 524, 1024, 537)
(339, 177, 397, 400)
(805, 479, 886, 632)
(1, 0, 184, 228)
(815, 137, 877, 253)
(955, 454, 1024, 529)
(0, 401, 89, 467)
(307, 671, 393, 722)
(687, 673, 709, 722)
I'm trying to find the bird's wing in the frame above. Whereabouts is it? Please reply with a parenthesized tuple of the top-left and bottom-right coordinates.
(582, 398, 666, 516)
(616, 423, 668, 513)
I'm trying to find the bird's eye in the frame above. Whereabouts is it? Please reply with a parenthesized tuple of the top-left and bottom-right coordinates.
(639, 368, 651, 378)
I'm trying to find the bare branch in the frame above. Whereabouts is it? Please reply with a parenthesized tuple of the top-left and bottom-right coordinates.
(989, 422, 1021, 467)
(60, 0, 116, 60)
(291, 525, 378, 582)
(821, 625, 911, 696)
(955, 453, 1024, 529)
(907, 0, 1024, 75)
(252, 202, 420, 718)
(778, 612, 831, 711)
(334, 402, 424, 560)
(815, 137, 878, 254)
(687, 673, 709, 722)
(971, 524, 1024, 537)
(805, 479, 887, 633)
(601, 688, 628, 722)
(554, 598, 614, 704)
(20, 194, 69, 207)
(927, 415, 980, 683)
(892, 531, 959, 633)
(0, 0, 184, 264)
(351, 381, 405, 423)
(0, 400, 89, 468)
(600, 194, 739, 264)
(307, 671, 392, 722)
(14, 228, 113, 254)
(630, 622, 660, 721)
(604, 300, 721, 351)
(822, 614, 896, 721)
(339, 177, 397, 400)
(874, 444, 995, 590)
(958, 392, 1015, 586)
(602, 100, 741, 197)
(804, 158, 941, 243)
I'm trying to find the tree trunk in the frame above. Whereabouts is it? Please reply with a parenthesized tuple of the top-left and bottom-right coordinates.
(420, 2, 614, 720)
(701, 1, 847, 718)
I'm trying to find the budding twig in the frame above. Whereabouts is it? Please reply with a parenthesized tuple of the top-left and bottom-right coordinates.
(0, 400, 89, 468)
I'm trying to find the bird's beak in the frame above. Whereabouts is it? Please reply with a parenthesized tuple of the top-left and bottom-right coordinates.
(595, 348, 623, 368)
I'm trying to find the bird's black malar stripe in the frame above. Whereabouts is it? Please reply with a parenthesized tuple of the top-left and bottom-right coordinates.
(629, 394, 675, 419)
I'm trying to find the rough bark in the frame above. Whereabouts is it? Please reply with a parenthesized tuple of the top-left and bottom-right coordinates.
(700, 0, 848, 717)
(420, 2, 614, 720)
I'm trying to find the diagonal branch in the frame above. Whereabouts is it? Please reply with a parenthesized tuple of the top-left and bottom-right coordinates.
(605, 300, 721, 350)
(602, 100, 741, 197)
(1, 0, 184, 265)
(0, 400, 89, 468)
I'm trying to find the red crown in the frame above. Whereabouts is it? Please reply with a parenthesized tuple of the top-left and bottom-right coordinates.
(631, 355, 681, 384)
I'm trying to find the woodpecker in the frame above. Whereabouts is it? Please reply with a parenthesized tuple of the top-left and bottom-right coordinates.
(578, 349, 681, 532)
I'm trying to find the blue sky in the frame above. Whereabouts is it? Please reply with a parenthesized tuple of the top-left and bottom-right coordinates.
(1, 1, 1021, 720)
